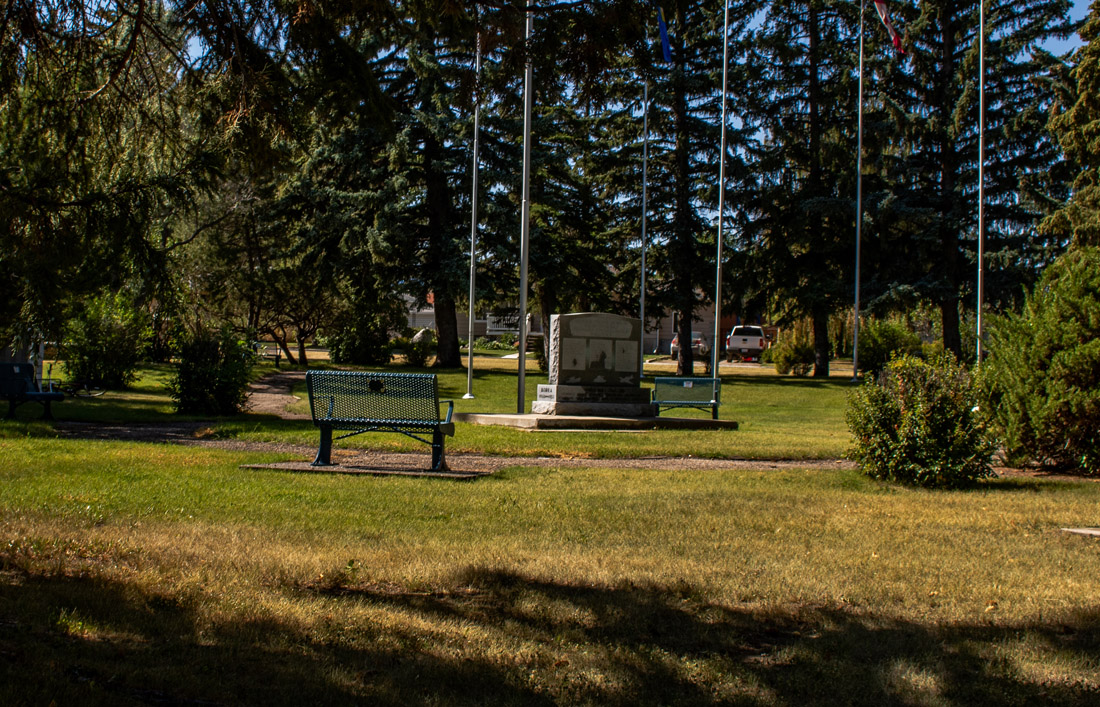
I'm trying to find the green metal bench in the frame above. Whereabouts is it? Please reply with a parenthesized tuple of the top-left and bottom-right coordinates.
(305, 370, 455, 471)
(652, 376, 721, 420)
(1, 362, 64, 420)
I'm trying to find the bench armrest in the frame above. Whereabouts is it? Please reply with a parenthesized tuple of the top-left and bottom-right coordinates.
(440, 399, 454, 424)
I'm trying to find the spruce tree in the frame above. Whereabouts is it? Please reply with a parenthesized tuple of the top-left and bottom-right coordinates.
(1044, 2, 1100, 248)
(887, 0, 1072, 356)
(741, 0, 862, 377)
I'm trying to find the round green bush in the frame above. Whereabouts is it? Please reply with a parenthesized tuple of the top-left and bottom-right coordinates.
(979, 247, 1100, 474)
(62, 292, 151, 388)
(324, 314, 394, 366)
(772, 338, 814, 376)
(847, 353, 994, 488)
(856, 319, 923, 374)
(170, 328, 254, 415)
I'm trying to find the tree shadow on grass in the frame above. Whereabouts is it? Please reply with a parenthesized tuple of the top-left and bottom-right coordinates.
(326, 567, 1100, 706)
(2, 567, 1098, 706)
(0, 571, 552, 706)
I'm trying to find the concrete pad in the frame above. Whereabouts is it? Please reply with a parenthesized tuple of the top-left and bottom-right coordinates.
(454, 412, 738, 431)
(241, 461, 488, 480)
(1061, 528, 1100, 537)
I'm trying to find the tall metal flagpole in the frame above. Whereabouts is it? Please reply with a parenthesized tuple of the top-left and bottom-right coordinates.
(852, 0, 866, 380)
(640, 81, 649, 373)
(712, 0, 730, 377)
(976, 0, 985, 362)
(464, 29, 482, 400)
(517, 1, 534, 414)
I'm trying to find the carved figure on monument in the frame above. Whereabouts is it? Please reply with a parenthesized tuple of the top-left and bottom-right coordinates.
(533, 313, 656, 417)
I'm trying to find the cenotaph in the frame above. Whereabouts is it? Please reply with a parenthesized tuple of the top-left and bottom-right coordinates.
(531, 312, 656, 417)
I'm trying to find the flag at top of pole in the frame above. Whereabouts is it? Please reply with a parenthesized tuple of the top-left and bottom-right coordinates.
(873, 0, 905, 54)
(657, 5, 672, 62)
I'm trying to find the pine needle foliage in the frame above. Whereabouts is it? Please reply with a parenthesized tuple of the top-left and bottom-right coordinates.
(979, 247, 1100, 474)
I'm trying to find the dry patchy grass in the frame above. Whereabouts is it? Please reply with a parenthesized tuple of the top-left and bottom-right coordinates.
(1, 439, 1099, 704)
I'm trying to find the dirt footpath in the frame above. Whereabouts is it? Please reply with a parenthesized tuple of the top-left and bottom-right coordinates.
(52, 371, 1091, 480)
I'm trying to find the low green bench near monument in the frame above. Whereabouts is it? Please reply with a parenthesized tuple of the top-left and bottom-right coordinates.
(652, 377, 721, 420)
(0, 362, 65, 420)
(305, 370, 455, 471)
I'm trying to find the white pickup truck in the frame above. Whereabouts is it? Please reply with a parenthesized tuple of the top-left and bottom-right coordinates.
(725, 325, 768, 362)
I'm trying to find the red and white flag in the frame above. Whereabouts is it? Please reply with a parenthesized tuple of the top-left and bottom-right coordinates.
(873, 0, 905, 54)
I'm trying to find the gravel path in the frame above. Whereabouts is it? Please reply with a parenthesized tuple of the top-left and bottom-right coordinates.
(51, 371, 1091, 480)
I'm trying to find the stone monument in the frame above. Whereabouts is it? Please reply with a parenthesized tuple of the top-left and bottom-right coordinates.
(531, 313, 657, 417)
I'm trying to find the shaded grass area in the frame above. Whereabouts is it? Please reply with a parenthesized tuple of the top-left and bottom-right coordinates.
(2, 439, 1099, 704)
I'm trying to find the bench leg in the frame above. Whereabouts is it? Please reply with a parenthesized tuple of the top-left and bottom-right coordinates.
(431, 428, 448, 472)
(42, 400, 54, 421)
(712, 405, 718, 421)
(312, 425, 333, 466)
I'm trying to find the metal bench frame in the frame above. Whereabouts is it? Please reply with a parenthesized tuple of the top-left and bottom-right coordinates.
(305, 370, 454, 471)
(652, 376, 721, 420)
(1, 363, 65, 420)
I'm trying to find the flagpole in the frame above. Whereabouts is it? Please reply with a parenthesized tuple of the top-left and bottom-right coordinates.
(464, 29, 482, 400)
(976, 0, 985, 363)
(712, 0, 730, 379)
(640, 80, 650, 373)
(517, 1, 533, 414)
(852, 0, 865, 381)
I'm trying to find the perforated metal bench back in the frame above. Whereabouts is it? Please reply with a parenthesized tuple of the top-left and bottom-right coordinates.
(307, 371, 442, 426)
(653, 377, 720, 404)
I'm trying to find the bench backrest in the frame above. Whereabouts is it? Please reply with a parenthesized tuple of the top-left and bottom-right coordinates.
(652, 377, 721, 404)
(306, 371, 443, 423)
(0, 363, 37, 397)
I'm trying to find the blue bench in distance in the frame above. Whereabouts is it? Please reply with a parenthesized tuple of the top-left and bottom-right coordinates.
(1, 362, 64, 420)
(652, 376, 721, 420)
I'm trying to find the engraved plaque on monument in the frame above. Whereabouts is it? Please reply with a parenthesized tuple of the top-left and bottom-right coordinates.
(532, 313, 656, 417)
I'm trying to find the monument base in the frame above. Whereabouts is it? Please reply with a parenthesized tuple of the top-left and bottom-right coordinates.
(534, 384, 655, 417)
(530, 400, 658, 417)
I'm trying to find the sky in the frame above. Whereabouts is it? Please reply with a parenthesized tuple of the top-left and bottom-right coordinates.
(1045, 0, 1091, 55)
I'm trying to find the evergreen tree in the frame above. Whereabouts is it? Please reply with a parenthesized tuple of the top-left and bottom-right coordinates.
(887, 0, 1073, 356)
(611, 0, 753, 376)
(1044, 1, 1100, 248)
(741, 0, 862, 377)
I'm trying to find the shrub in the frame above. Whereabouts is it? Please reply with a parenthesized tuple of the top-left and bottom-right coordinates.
(856, 319, 923, 374)
(847, 353, 994, 488)
(403, 328, 436, 367)
(324, 314, 394, 366)
(772, 337, 815, 376)
(170, 328, 255, 415)
(62, 292, 151, 388)
(979, 247, 1100, 474)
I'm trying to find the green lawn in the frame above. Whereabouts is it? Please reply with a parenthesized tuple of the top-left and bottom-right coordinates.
(1, 439, 1098, 704)
(8, 358, 855, 459)
(2, 359, 1098, 704)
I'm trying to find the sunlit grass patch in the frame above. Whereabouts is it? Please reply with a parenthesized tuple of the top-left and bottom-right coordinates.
(2, 408, 1099, 702)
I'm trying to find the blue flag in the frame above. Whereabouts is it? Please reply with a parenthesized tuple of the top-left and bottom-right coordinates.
(657, 6, 672, 63)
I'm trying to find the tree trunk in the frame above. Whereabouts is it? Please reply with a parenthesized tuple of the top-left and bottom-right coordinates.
(296, 330, 309, 368)
(433, 292, 461, 367)
(676, 311, 694, 376)
(936, 5, 963, 360)
(812, 306, 830, 377)
(272, 333, 296, 366)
